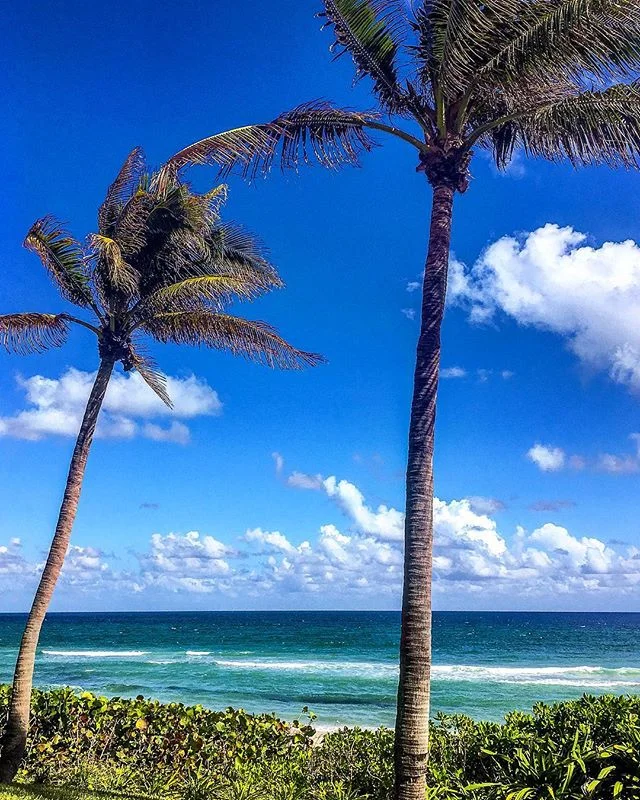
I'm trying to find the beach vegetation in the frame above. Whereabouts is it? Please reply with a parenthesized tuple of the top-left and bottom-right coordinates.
(0, 153, 323, 782)
(158, 4, 640, 795)
(2, 688, 639, 799)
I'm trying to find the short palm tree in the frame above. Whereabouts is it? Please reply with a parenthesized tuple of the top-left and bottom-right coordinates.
(0, 148, 322, 782)
(158, 3, 640, 797)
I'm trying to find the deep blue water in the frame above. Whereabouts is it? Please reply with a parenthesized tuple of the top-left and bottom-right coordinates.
(0, 611, 639, 729)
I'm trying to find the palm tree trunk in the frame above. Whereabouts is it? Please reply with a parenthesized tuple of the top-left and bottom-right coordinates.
(0, 358, 115, 784)
(394, 182, 454, 800)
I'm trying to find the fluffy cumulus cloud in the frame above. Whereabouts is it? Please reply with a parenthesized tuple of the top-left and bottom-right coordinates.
(527, 444, 566, 472)
(6, 472, 640, 606)
(0, 538, 35, 580)
(0, 539, 116, 595)
(448, 223, 640, 392)
(137, 531, 235, 593)
(0, 368, 221, 443)
(322, 476, 404, 541)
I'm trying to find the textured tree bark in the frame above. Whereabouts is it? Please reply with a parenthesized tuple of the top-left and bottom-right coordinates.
(0, 358, 115, 783)
(394, 183, 454, 800)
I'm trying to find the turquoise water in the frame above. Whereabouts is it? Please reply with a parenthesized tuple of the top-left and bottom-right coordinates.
(0, 611, 639, 729)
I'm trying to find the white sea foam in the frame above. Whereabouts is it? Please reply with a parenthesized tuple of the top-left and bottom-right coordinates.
(431, 664, 640, 686)
(42, 650, 147, 658)
(38, 649, 640, 688)
(210, 659, 640, 686)
(213, 658, 398, 675)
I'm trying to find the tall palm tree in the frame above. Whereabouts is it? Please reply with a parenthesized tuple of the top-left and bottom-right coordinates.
(158, 3, 640, 797)
(0, 149, 322, 782)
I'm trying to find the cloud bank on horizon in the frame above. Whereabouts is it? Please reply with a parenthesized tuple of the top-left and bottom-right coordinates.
(3, 465, 639, 610)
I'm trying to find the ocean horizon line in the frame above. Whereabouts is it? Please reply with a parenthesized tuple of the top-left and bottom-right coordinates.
(2, 609, 640, 616)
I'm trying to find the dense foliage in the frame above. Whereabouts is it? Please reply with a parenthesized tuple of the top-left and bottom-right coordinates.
(1, 688, 639, 798)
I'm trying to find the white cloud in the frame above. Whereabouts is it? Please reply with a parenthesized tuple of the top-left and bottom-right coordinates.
(287, 471, 324, 490)
(142, 421, 190, 445)
(440, 367, 514, 382)
(61, 545, 113, 585)
(0, 539, 35, 579)
(8, 473, 640, 604)
(406, 281, 420, 293)
(0, 368, 221, 442)
(236, 481, 640, 600)
(244, 527, 301, 555)
(441, 366, 467, 379)
(528, 444, 566, 472)
(322, 476, 404, 541)
(448, 223, 640, 393)
(596, 453, 639, 474)
(137, 531, 235, 593)
(272, 452, 284, 476)
(527, 435, 640, 475)
(401, 308, 416, 320)
(467, 496, 506, 515)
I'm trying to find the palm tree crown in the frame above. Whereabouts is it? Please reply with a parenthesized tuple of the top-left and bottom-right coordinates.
(0, 150, 323, 783)
(1, 147, 322, 398)
(152, 5, 640, 799)
(159, 0, 640, 189)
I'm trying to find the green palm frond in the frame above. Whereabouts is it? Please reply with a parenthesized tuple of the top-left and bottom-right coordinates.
(0, 313, 70, 354)
(112, 188, 155, 258)
(138, 275, 274, 316)
(480, 83, 640, 168)
(475, 0, 640, 91)
(160, 103, 377, 180)
(144, 311, 326, 369)
(24, 217, 93, 308)
(98, 147, 146, 235)
(89, 234, 139, 302)
(15, 159, 324, 379)
(208, 223, 282, 283)
(127, 346, 173, 408)
(320, 0, 406, 111)
(414, 0, 492, 97)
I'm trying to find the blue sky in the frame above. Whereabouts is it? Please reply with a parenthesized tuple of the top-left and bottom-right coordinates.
(2, 0, 640, 612)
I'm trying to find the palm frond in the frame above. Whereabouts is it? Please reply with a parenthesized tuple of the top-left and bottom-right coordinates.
(160, 103, 377, 180)
(414, 0, 494, 97)
(139, 275, 275, 316)
(89, 234, 139, 302)
(202, 184, 229, 217)
(209, 223, 281, 281)
(320, 0, 407, 111)
(416, 0, 640, 100)
(485, 83, 640, 169)
(98, 148, 147, 235)
(475, 0, 640, 92)
(24, 217, 93, 308)
(127, 346, 173, 408)
(144, 311, 325, 370)
(0, 313, 69, 354)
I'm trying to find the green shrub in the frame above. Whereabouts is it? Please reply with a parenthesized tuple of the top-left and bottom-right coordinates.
(310, 726, 394, 800)
(0, 685, 314, 789)
(2, 687, 640, 799)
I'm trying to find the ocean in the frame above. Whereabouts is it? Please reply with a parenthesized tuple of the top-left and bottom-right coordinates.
(0, 611, 639, 729)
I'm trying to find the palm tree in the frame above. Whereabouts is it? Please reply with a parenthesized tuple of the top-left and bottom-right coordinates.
(157, 3, 640, 797)
(0, 149, 322, 782)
